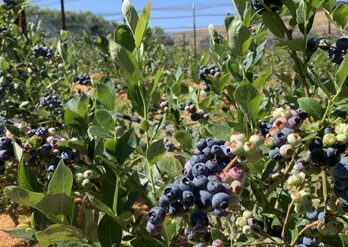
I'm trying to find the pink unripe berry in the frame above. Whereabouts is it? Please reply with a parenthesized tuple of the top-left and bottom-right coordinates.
(269, 127, 280, 136)
(247, 218, 257, 228)
(228, 167, 245, 181)
(288, 116, 301, 129)
(273, 117, 288, 129)
(220, 171, 233, 183)
(212, 239, 224, 247)
(230, 180, 243, 194)
(279, 144, 294, 158)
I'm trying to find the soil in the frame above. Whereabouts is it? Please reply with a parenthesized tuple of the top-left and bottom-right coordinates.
(0, 213, 37, 247)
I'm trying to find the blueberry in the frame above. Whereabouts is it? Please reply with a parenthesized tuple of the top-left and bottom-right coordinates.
(190, 210, 209, 233)
(175, 177, 195, 192)
(302, 237, 316, 247)
(330, 162, 348, 179)
(158, 194, 171, 208)
(192, 163, 209, 177)
(181, 190, 195, 206)
(305, 209, 318, 220)
(163, 184, 180, 201)
(325, 147, 339, 166)
(205, 159, 220, 173)
(307, 38, 318, 52)
(148, 206, 166, 225)
(168, 201, 184, 216)
(317, 211, 326, 221)
(269, 147, 282, 161)
(211, 145, 222, 155)
(202, 146, 212, 157)
(192, 175, 208, 189)
(336, 37, 348, 50)
(146, 221, 162, 235)
(195, 190, 212, 209)
(212, 192, 230, 210)
(329, 44, 344, 64)
(310, 148, 327, 164)
(207, 180, 223, 194)
(324, 127, 333, 134)
(40, 143, 52, 156)
(308, 138, 323, 151)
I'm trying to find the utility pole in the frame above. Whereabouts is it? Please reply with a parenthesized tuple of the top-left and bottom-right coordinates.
(328, 17, 331, 35)
(15, 10, 27, 32)
(192, 1, 197, 60)
(60, 0, 67, 30)
(183, 34, 186, 51)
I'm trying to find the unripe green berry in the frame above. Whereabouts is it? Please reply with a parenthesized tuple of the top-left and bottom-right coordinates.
(236, 217, 247, 227)
(323, 133, 337, 147)
(74, 173, 84, 183)
(336, 133, 348, 144)
(335, 123, 348, 135)
(272, 107, 283, 118)
(249, 134, 264, 146)
(83, 169, 99, 180)
(242, 210, 253, 219)
(279, 144, 294, 158)
(264, 136, 275, 147)
(230, 132, 246, 143)
(287, 172, 305, 188)
(242, 225, 252, 235)
(287, 133, 301, 145)
(243, 141, 255, 153)
(230, 140, 244, 155)
(81, 178, 92, 188)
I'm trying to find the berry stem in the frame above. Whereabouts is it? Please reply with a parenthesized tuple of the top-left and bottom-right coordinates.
(321, 169, 328, 205)
(290, 220, 321, 247)
(281, 200, 295, 246)
(222, 155, 238, 172)
(241, 240, 284, 246)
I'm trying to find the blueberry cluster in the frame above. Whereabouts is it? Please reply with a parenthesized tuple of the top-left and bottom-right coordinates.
(260, 105, 307, 161)
(39, 94, 63, 116)
(235, 211, 259, 238)
(199, 65, 220, 93)
(147, 137, 245, 244)
(2, 0, 16, 7)
(250, 0, 283, 13)
(307, 37, 348, 64)
(33, 45, 53, 59)
(0, 76, 15, 97)
(164, 138, 175, 152)
(25, 127, 79, 172)
(179, 100, 209, 122)
(0, 136, 13, 175)
(73, 75, 92, 86)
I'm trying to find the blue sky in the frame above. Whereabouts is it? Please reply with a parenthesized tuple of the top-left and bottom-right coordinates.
(29, 0, 236, 32)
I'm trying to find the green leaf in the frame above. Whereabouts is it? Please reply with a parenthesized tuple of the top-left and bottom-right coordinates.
(95, 109, 114, 131)
(64, 95, 89, 117)
(95, 80, 115, 111)
(134, 1, 151, 48)
(262, 11, 286, 39)
(109, 40, 139, 83)
(88, 126, 113, 139)
(298, 97, 323, 120)
(104, 128, 136, 165)
(174, 130, 193, 150)
(98, 215, 122, 247)
(336, 55, 348, 93)
(227, 16, 251, 56)
(122, 0, 139, 33)
(234, 80, 262, 123)
(88, 194, 116, 220)
(4, 229, 36, 241)
(146, 139, 166, 165)
(332, 4, 348, 30)
(208, 125, 232, 141)
(13, 141, 23, 161)
(115, 25, 135, 51)
(47, 161, 73, 197)
(340, 234, 348, 247)
(4, 186, 45, 209)
(35, 224, 88, 246)
(277, 38, 305, 51)
(18, 159, 40, 192)
(55, 241, 94, 247)
(253, 66, 272, 90)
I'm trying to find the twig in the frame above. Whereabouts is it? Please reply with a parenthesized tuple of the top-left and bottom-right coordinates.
(241, 241, 284, 246)
(281, 200, 295, 246)
(222, 155, 238, 172)
(290, 220, 321, 247)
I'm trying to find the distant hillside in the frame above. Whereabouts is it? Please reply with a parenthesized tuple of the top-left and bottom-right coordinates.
(26, 6, 118, 37)
(170, 11, 343, 49)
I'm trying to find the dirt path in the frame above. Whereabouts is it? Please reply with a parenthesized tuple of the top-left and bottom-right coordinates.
(0, 213, 37, 247)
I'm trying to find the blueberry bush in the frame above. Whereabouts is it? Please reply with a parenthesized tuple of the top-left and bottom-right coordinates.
(1, 0, 348, 246)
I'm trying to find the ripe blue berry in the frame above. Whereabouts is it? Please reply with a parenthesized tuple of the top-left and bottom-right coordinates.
(195, 190, 212, 209)
(212, 192, 230, 210)
(148, 206, 166, 225)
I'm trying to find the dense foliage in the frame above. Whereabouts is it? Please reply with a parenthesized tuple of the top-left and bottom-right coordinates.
(0, 0, 348, 246)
